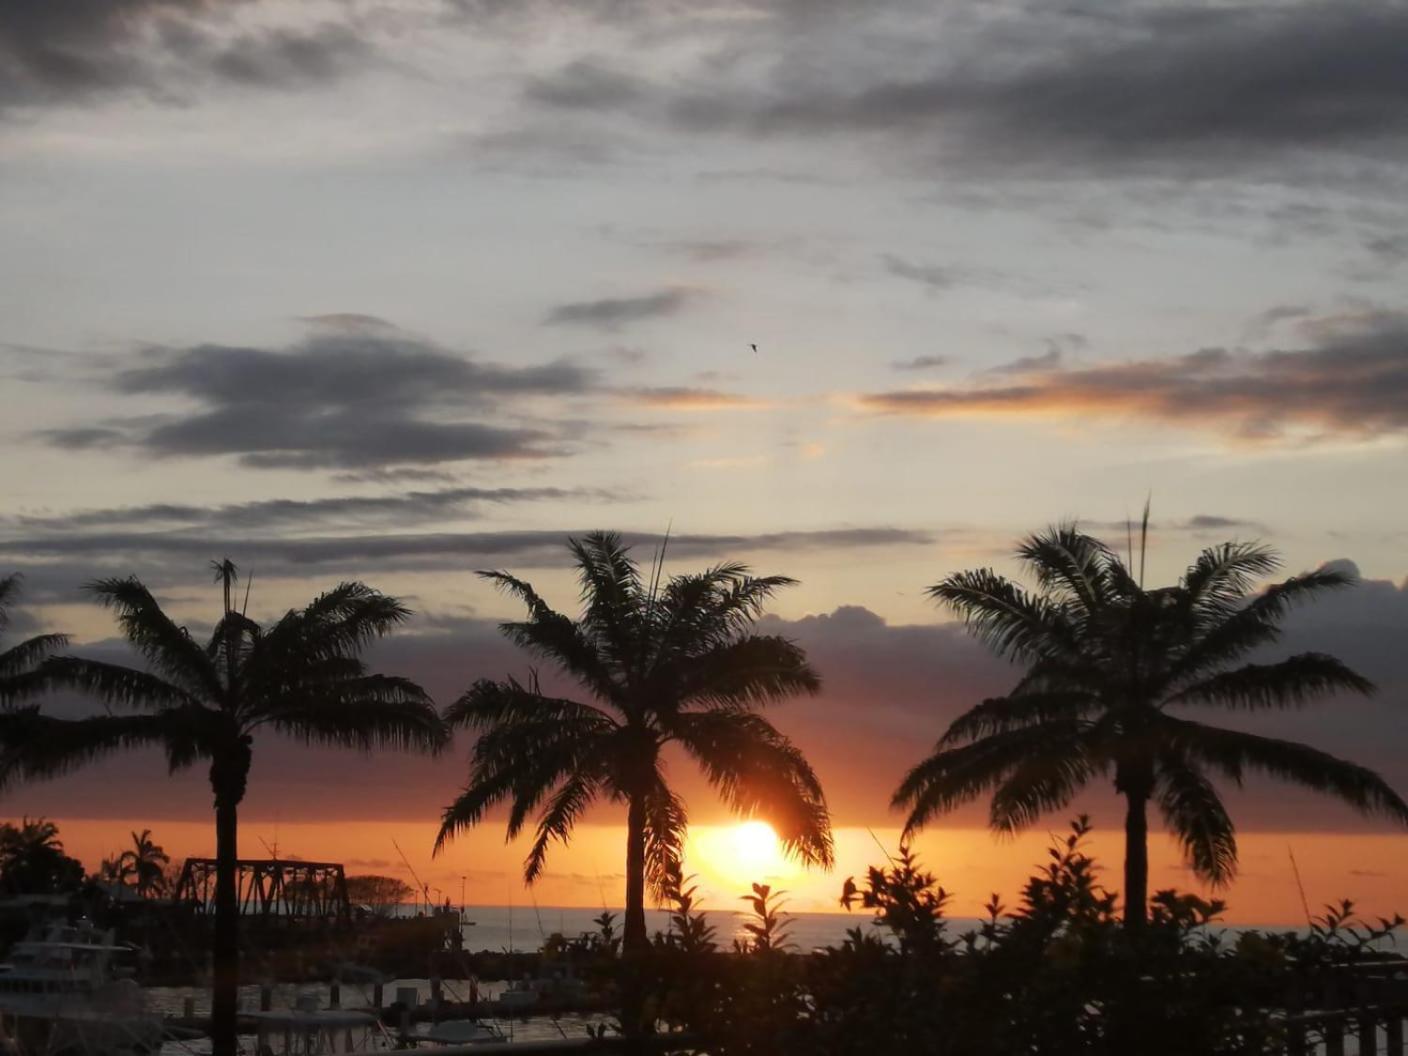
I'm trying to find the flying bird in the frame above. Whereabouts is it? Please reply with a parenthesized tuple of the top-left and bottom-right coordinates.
(750, 343, 758, 353)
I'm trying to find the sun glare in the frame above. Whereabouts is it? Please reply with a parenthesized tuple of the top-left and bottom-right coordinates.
(730, 819, 781, 873)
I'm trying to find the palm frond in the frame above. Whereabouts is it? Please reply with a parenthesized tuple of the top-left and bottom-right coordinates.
(674, 635, 820, 711)
(442, 676, 614, 732)
(642, 776, 688, 901)
(1161, 715, 1408, 825)
(86, 577, 221, 699)
(1169, 653, 1374, 711)
(0, 634, 71, 680)
(894, 723, 1083, 836)
(568, 532, 645, 675)
(988, 726, 1102, 833)
(436, 772, 520, 853)
(673, 709, 832, 867)
(1181, 542, 1281, 616)
(1016, 524, 1113, 618)
(253, 675, 445, 752)
(523, 776, 600, 884)
(285, 584, 415, 659)
(927, 569, 1077, 664)
(941, 690, 1097, 745)
(0, 708, 195, 791)
(39, 657, 200, 711)
(0, 574, 22, 629)
(1155, 751, 1238, 886)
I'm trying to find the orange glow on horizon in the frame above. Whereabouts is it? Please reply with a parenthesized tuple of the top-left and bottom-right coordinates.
(38, 817, 1408, 928)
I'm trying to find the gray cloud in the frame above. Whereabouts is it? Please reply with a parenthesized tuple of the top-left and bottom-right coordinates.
(891, 356, 948, 372)
(208, 23, 369, 88)
(543, 289, 690, 329)
(38, 330, 596, 470)
(0, 1, 372, 113)
(1364, 233, 1408, 268)
(0, 527, 935, 583)
(524, 3, 1408, 180)
(858, 310, 1408, 441)
(10, 485, 605, 534)
(882, 255, 957, 291)
(523, 59, 645, 110)
(986, 346, 1064, 376)
(1183, 514, 1267, 533)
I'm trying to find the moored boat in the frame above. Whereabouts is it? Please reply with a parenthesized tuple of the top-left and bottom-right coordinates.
(0, 921, 163, 1056)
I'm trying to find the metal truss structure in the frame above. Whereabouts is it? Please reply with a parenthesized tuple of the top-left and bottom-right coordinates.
(174, 858, 351, 924)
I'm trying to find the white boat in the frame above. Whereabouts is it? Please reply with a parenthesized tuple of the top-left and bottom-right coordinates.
(0, 921, 163, 1056)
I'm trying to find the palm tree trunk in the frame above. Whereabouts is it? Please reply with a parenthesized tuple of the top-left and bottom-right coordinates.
(210, 741, 250, 1056)
(623, 791, 648, 953)
(1122, 786, 1149, 930)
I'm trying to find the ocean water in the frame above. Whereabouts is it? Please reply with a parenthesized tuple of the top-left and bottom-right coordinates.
(446, 903, 923, 953)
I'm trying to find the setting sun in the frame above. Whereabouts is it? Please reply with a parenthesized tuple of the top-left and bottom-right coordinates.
(687, 820, 794, 894)
(731, 820, 781, 873)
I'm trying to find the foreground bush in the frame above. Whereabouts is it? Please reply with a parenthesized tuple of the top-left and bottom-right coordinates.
(635, 818, 1403, 1055)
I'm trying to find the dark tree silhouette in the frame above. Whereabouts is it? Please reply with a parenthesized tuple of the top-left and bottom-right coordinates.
(435, 531, 832, 953)
(0, 574, 69, 708)
(895, 524, 1408, 928)
(0, 562, 445, 1056)
(0, 817, 84, 895)
(117, 828, 170, 898)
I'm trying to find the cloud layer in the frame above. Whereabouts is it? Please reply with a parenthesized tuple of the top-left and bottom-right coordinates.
(859, 311, 1408, 440)
(0, 0, 370, 113)
(39, 329, 595, 470)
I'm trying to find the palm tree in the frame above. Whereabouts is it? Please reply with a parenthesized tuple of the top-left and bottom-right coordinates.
(117, 828, 170, 898)
(435, 532, 833, 953)
(0, 817, 84, 894)
(895, 524, 1408, 928)
(0, 574, 69, 707)
(0, 561, 445, 1056)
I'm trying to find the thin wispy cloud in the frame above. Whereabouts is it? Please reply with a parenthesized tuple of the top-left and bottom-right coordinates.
(616, 386, 767, 411)
(543, 289, 691, 329)
(891, 356, 948, 372)
(858, 312, 1408, 441)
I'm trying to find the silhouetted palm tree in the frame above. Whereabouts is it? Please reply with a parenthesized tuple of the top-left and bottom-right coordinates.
(435, 532, 832, 953)
(895, 524, 1408, 928)
(0, 574, 69, 708)
(118, 828, 170, 898)
(0, 817, 83, 894)
(0, 562, 445, 1056)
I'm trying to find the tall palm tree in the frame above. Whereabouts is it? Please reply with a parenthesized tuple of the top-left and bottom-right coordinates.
(435, 532, 833, 953)
(895, 524, 1408, 928)
(0, 562, 445, 1056)
(0, 574, 69, 707)
(117, 828, 171, 898)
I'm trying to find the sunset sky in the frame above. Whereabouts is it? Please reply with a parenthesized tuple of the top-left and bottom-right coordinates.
(3, 0, 1407, 925)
